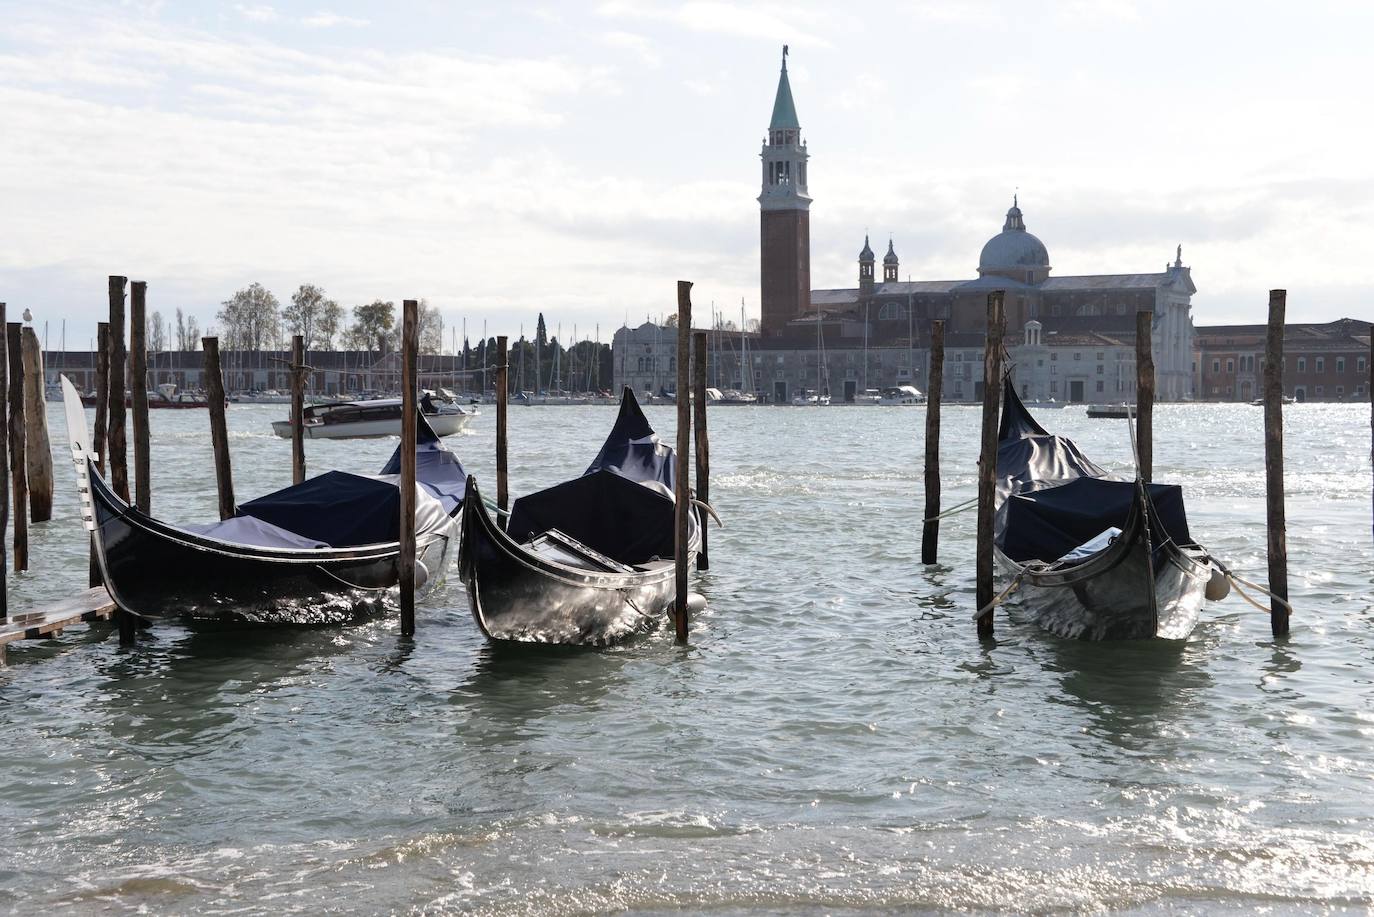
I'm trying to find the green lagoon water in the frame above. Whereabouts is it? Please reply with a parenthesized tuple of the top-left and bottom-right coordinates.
(2, 401, 1372, 914)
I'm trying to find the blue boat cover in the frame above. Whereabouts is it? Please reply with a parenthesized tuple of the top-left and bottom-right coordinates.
(381, 410, 467, 512)
(183, 514, 329, 550)
(996, 377, 1194, 562)
(1001, 477, 1193, 563)
(238, 471, 404, 547)
(584, 387, 676, 489)
(506, 468, 677, 566)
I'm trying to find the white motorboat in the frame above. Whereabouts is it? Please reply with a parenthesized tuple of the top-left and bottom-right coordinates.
(852, 388, 882, 405)
(270, 397, 474, 439)
(877, 385, 925, 405)
(233, 390, 294, 404)
(791, 389, 830, 406)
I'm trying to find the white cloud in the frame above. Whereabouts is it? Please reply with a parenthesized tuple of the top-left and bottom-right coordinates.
(300, 10, 370, 28)
(596, 1, 835, 48)
(601, 30, 661, 67)
(235, 4, 279, 22)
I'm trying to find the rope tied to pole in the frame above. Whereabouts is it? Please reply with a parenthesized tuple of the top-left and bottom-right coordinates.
(1213, 558, 1294, 615)
(971, 569, 1026, 620)
(923, 495, 978, 524)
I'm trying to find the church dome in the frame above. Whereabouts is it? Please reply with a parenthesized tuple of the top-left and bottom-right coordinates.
(883, 239, 899, 265)
(859, 235, 874, 261)
(978, 197, 1050, 274)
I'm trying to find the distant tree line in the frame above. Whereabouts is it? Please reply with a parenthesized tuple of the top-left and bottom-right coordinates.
(143, 288, 615, 392)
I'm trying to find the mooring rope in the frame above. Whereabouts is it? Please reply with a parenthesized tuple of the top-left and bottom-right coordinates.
(923, 496, 979, 524)
(970, 570, 1026, 620)
(1210, 558, 1294, 615)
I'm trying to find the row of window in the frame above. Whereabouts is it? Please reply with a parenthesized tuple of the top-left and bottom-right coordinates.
(1210, 356, 1368, 374)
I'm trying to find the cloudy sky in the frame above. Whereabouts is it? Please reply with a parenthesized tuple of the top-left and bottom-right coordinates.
(3, 0, 1371, 349)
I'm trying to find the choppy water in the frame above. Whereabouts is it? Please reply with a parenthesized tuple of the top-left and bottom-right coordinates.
(2, 401, 1373, 915)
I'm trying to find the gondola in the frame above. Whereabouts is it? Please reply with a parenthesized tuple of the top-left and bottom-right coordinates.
(457, 387, 702, 645)
(994, 376, 1223, 640)
(61, 376, 467, 624)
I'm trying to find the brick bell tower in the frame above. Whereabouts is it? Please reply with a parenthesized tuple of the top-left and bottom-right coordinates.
(758, 46, 811, 336)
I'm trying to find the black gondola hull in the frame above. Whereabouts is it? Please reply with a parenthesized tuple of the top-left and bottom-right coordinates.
(89, 467, 453, 623)
(458, 477, 691, 646)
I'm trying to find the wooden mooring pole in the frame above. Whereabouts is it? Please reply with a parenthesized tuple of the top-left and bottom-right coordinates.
(692, 330, 710, 572)
(7, 323, 27, 574)
(674, 281, 693, 642)
(975, 292, 1005, 638)
(399, 300, 418, 638)
(1135, 310, 1154, 482)
(0, 304, 8, 623)
(20, 326, 53, 523)
(1369, 331, 1373, 543)
(1263, 290, 1290, 636)
(290, 334, 306, 485)
(202, 337, 235, 520)
(130, 281, 151, 514)
(495, 335, 509, 516)
(107, 276, 129, 504)
(90, 321, 109, 587)
(921, 319, 945, 565)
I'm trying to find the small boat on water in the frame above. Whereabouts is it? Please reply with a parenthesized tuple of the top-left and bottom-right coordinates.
(1250, 395, 1296, 406)
(791, 388, 830, 406)
(877, 385, 925, 406)
(60, 376, 466, 624)
(994, 378, 1225, 640)
(270, 394, 474, 439)
(458, 388, 705, 645)
(81, 383, 219, 409)
(1085, 403, 1131, 419)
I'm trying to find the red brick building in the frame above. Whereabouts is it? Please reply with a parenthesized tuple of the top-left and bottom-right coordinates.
(1194, 319, 1372, 402)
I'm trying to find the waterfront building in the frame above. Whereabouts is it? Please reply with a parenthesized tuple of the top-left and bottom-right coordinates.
(1194, 318, 1372, 402)
(753, 48, 1197, 403)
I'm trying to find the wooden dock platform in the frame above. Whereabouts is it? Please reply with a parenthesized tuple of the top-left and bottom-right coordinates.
(0, 587, 117, 663)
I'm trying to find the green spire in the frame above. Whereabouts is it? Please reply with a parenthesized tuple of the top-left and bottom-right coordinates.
(769, 45, 800, 131)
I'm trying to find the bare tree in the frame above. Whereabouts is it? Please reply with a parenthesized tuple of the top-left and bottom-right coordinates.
(149, 310, 165, 351)
(218, 283, 280, 350)
(283, 284, 337, 349)
(318, 299, 344, 349)
(185, 315, 200, 350)
(348, 300, 394, 353)
(175, 308, 187, 349)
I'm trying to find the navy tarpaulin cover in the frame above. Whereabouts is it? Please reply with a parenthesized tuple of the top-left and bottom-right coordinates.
(381, 410, 467, 512)
(995, 376, 1194, 562)
(506, 469, 676, 566)
(238, 471, 401, 547)
(584, 387, 676, 489)
(996, 378, 1107, 503)
(1001, 477, 1193, 563)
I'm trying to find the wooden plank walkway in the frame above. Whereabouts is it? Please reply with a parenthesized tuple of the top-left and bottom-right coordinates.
(0, 587, 117, 662)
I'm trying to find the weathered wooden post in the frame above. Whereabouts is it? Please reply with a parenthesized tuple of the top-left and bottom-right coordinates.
(93, 323, 110, 480)
(129, 281, 151, 513)
(107, 276, 129, 503)
(1263, 289, 1290, 636)
(495, 335, 509, 515)
(202, 337, 235, 520)
(1135, 310, 1154, 482)
(19, 326, 53, 523)
(1369, 332, 1373, 543)
(975, 292, 1005, 638)
(399, 300, 419, 637)
(921, 319, 945, 565)
(90, 322, 110, 587)
(692, 330, 710, 571)
(0, 304, 8, 623)
(674, 281, 692, 642)
(290, 334, 306, 485)
(7, 323, 27, 573)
